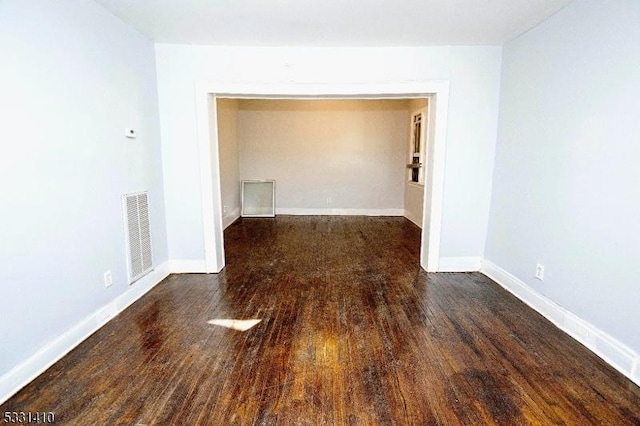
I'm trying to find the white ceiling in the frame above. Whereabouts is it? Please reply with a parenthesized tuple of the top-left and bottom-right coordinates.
(95, 0, 574, 46)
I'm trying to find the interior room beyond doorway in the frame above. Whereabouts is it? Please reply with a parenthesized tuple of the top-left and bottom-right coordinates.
(214, 97, 429, 264)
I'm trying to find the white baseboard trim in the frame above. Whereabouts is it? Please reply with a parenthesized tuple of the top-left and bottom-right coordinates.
(481, 259, 640, 387)
(438, 256, 482, 272)
(276, 208, 404, 216)
(0, 261, 171, 405)
(223, 208, 240, 229)
(168, 259, 207, 273)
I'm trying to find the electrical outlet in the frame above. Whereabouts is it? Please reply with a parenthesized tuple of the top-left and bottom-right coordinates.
(535, 263, 545, 281)
(327, 197, 332, 204)
(104, 270, 113, 287)
(223, 205, 228, 213)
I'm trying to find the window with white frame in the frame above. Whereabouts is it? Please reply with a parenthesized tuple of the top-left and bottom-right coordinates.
(408, 109, 427, 184)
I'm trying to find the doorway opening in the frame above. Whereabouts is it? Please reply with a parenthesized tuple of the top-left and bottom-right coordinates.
(194, 82, 450, 273)
(216, 98, 426, 266)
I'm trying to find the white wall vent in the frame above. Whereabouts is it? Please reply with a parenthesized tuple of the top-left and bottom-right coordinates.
(123, 191, 153, 284)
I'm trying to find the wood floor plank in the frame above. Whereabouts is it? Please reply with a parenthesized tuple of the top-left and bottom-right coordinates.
(2, 216, 640, 425)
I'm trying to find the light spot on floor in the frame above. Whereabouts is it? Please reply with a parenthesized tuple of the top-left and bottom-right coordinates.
(208, 319, 262, 331)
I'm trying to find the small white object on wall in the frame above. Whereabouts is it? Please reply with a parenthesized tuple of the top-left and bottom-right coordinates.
(125, 128, 137, 138)
(535, 263, 545, 280)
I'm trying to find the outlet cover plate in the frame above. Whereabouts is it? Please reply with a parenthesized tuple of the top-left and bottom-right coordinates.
(535, 263, 544, 280)
(104, 270, 113, 287)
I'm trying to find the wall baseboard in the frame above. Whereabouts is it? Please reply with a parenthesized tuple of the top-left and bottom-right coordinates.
(0, 261, 171, 405)
(276, 208, 404, 216)
(481, 259, 640, 388)
(222, 208, 240, 229)
(439, 256, 482, 272)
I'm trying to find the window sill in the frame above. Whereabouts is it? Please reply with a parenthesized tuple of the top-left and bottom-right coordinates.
(407, 181, 425, 189)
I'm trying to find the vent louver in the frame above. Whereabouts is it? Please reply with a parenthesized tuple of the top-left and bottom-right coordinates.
(123, 191, 153, 283)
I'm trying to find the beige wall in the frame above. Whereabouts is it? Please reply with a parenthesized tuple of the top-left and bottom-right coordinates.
(237, 99, 409, 213)
(214, 98, 431, 222)
(404, 98, 428, 227)
(213, 98, 241, 227)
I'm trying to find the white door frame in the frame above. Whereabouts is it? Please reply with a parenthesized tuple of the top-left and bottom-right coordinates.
(194, 81, 450, 273)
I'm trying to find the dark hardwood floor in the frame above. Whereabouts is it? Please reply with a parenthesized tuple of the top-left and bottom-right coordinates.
(3, 216, 640, 425)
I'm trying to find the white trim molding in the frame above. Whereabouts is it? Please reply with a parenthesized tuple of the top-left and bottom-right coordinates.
(195, 80, 450, 275)
(438, 256, 482, 272)
(481, 259, 640, 387)
(420, 89, 448, 272)
(0, 262, 171, 405)
(276, 208, 404, 216)
(195, 93, 226, 273)
(633, 358, 640, 385)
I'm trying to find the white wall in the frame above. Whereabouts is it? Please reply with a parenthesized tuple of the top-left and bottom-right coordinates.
(404, 183, 425, 227)
(237, 99, 408, 214)
(486, 0, 640, 356)
(0, 0, 166, 379)
(155, 46, 502, 262)
(213, 98, 241, 227)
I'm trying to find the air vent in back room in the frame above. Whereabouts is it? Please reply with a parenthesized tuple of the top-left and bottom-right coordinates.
(123, 191, 153, 284)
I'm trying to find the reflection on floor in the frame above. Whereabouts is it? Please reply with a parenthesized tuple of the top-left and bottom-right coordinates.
(208, 319, 262, 331)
